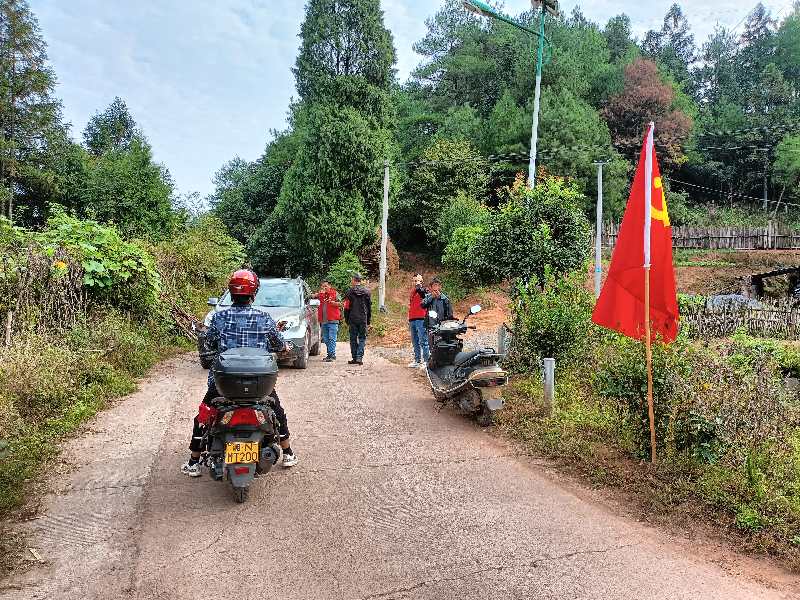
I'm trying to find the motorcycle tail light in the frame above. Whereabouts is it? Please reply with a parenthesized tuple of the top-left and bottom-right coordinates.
(228, 408, 260, 426)
(234, 466, 250, 475)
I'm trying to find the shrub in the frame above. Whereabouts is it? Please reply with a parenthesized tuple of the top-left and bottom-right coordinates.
(402, 138, 489, 246)
(326, 251, 366, 293)
(442, 225, 489, 285)
(442, 173, 591, 285)
(433, 191, 489, 253)
(36, 210, 160, 313)
(506, 271, 594, 373)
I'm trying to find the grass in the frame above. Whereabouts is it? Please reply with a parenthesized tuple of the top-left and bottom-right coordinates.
(496, 336, 800, 571)
(0, 312, 187, 524)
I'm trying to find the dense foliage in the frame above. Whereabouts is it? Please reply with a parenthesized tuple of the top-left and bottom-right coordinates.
(443, 174, 591, 284)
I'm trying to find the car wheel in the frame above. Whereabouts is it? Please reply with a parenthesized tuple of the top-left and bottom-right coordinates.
(309, 330, 321, 356)
(294, 333, 310, 369)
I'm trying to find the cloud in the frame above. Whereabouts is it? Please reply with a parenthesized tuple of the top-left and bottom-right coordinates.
(29, 0, 788, 197)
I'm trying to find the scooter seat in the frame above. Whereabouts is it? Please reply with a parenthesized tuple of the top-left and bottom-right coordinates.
(454, 350, 481, 367)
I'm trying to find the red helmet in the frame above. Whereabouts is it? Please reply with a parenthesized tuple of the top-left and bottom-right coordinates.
(228, 269, 259, 297)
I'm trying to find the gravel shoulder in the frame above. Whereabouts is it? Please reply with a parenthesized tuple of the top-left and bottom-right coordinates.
(1, 345, 798, 600)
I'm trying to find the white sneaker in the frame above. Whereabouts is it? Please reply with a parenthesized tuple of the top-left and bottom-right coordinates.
(181, 461, 201, 477)
(282, 452, 299, 468)
(407, 361, 419, 368)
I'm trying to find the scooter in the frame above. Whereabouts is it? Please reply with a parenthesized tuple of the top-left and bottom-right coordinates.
(200, 346, 285, 503)
(425, 305, 508, 426)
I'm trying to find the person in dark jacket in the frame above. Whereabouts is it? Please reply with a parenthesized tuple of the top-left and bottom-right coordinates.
(421, 276, 453, 330)
(407, 273, 429, 368)
(343, 273, 371, 365)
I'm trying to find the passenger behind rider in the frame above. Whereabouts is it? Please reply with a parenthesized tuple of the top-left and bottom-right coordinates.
(181, 269, 298, 477)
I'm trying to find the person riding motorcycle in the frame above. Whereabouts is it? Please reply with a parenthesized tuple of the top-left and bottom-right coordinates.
(181, 269, 298, 477)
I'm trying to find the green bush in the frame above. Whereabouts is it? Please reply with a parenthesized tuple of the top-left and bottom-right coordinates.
(442, 225, 489, 285)
(433, 191, 489, 253)
(442, 174, 591, 285)
(37, 210, 160, 312)
(326, 251, 366, 293)
(506, 271, 594, 372)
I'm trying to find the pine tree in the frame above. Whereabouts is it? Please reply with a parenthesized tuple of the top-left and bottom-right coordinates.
(265, 0, 397, 273)
(0, 0, 61, 222)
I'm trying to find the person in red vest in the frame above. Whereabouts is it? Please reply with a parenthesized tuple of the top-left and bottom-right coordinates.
(315, 279, 342, 362)
(407, 273, 429, 368)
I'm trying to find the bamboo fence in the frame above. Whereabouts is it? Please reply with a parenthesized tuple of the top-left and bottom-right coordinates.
(598, 221, 800, 250)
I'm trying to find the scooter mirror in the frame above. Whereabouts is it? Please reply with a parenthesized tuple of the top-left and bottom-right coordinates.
(428, 310, 438, 319)
(470, 304, 482, 315)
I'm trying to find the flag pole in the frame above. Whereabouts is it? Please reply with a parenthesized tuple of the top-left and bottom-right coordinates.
(643, 122, 657, 463)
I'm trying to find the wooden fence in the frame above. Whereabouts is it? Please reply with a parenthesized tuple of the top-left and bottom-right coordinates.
(599, 221, 800, 250)
(680, 305, 800, 339)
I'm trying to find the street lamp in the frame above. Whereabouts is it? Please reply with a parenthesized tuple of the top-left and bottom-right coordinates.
(462, 0, 556, 189)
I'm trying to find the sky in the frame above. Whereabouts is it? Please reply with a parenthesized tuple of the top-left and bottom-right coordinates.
(31, 0, 788, 199)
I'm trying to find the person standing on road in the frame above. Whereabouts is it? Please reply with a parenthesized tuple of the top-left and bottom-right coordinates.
(315, 279, 342, 362)
(343, 273, 371, 366)
(407, 273, 429, 369)
(422, 276, 453, 330)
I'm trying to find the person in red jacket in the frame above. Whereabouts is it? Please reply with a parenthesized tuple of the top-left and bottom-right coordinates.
(316, 279, 342, 362)
(407, 273, 429, 368)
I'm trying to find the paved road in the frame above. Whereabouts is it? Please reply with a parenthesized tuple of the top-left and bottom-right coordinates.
(1, 349, 797, 600)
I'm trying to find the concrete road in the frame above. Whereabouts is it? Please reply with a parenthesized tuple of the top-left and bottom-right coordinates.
(1, 349, 797, 600)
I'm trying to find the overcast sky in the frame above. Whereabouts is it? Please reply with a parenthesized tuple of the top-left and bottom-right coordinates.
(31, 0, 787, 198)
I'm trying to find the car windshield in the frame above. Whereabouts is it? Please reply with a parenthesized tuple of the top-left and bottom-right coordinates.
(220, 281, 302, 308)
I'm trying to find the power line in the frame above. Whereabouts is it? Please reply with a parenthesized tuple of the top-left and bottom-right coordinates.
(665, 176, 800, 208)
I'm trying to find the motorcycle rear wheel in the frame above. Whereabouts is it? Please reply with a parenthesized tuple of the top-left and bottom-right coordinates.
(232, 485, 250, 503)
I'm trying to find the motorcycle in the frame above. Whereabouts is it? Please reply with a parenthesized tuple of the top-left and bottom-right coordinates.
(425, 304, 508, 426)
(200, 346, 287, 503)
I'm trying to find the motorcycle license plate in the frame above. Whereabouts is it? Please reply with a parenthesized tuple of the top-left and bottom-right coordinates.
(225, 441, 259, 464)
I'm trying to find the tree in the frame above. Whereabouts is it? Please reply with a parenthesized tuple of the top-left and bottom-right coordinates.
(83, 137, 175, 239)
(538, 87, 630, 216)
(398, 138, 488, 251)
(271, 0, 397, 274)
(0, 0, 61, 223)
(643, 4, 696, 93)
(83, 97, 139, 156)
(293, 0, 395, 122)
(273, 102, 391, 274)
(602, 58, 693, 168)
(604, 15, 635, 63)
(773, 134, 800, 207)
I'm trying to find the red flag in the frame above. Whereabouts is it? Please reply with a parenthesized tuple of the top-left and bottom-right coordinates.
(592, 125, 679, 343)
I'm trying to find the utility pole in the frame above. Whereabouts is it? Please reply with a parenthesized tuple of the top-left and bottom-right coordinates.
(463, 1, 556, 190)
(528, 6, 546, 189)
(763, 149, 769, 211)
(592, 160, 609, 298)
(378, 160, 389, 313)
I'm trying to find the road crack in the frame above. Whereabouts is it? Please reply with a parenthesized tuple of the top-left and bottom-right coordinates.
(361, 544, 640, 599)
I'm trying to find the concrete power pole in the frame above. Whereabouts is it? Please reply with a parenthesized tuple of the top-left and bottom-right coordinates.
(378, 160, 389, 313)
(592, 160, 609, 298)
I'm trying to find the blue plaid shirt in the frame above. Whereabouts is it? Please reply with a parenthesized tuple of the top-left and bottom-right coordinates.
(205, 304, 285, 387)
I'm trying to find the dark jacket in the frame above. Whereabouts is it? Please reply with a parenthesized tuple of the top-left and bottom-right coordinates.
(344, 285, 372, 326)
(421, 293, 453, 329)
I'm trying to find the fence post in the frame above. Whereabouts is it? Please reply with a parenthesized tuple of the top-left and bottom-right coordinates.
(543, 358, 555, 413)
